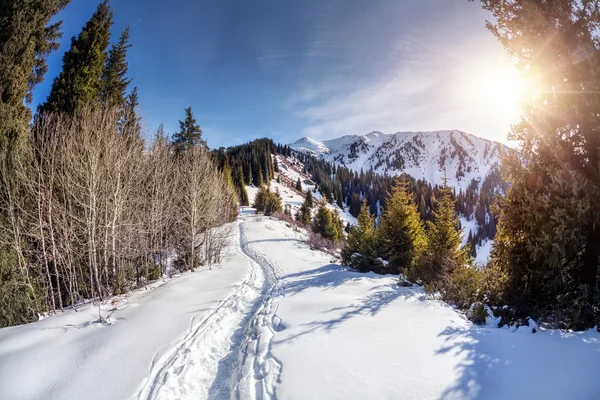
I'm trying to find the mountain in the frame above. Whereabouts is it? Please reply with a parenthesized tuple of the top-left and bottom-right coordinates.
(291, 130, 506, 191)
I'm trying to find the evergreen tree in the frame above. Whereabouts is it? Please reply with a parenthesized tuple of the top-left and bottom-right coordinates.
(412, 185, 468, 284)
(483, 0, 600, 329)
(254, 164, 263, 186)
(377, 178, 426, 273)
(0, 0, 69, 148)
(39, 0, 113, 114)
(100, 27, 131, 108)
(235, 166, 249, 206)
(305, 190, 313, 208)
(296, 177, 302, 191)
(0, 0, 70, 327)
(171, 107, 207, 153)
(342, 200, 382, 272)
(312, 202, 344, 242)
(296, 194, 313, 225)
(222, 159, 237, 204)
(246, 165, 253, 185)
(118, 86, 141, 140)
(253, 185, 282, 216)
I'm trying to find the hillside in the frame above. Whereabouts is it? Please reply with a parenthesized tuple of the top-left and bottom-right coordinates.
(291, 130, 505, 192)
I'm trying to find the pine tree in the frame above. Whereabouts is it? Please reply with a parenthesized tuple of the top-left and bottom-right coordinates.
(0, 0, 70, 327)
(413, 185, 468, 285)
(246, 165, 253, 185)
(118, 86, 141, 140)
(222, 159, 237, 204)
(235, 166, 249, 206)
(171, 107, 207, 153)
(305, 190, 313, 208)
(342, 200, 381, 272)
(483, 0, 600, 329)
(377, 177, 426, 273)
(39, 0, 113, 115)
(312, 202, 344, 242)
(296, 177, 302, 191)
(0, 0, 69, 148)
(100, 27, 131, 108)
(296, 194, 313, 225)
(253, 186, 281, 216)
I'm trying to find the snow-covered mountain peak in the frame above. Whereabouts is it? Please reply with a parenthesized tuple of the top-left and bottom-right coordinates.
(290, 130, 506, 191)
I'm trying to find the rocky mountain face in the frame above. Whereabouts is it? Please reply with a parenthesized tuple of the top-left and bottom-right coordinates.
(291, 130, 506, 191)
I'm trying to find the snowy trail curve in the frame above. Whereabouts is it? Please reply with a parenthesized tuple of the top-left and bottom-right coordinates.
(136, 212, 286, 400)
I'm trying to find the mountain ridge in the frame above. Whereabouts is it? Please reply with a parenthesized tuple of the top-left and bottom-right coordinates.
(290, 130, 506, 191)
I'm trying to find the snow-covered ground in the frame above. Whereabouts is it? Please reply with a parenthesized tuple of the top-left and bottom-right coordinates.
(1, 209, 599, 400)
(0, 221, 249, 400)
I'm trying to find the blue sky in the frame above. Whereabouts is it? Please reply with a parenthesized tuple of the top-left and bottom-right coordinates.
(33, 0, 522, 148)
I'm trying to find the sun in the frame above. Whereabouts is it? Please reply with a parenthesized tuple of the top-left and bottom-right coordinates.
(477, 64, 528, 109)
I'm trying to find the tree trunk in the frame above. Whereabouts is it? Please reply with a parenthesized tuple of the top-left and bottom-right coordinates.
(581, 222, 599, 289)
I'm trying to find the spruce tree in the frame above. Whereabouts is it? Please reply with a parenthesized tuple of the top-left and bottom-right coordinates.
(171, 107, 207, 153)
(305, 190, 313, 208)
(40, 0, 113, 115)
(296, 177, 302, 191)
(100, 27, 131, 108)
(246, 165, 253, 185)
(0, 0, 69, 327)
(312, 202, 344, 242)
(483, 0, 600, 329)
(235, 166, 249, 206)
(413, 185, 468, 284)
(296, 194, 313, 225)
(377, 177, 426, 273)
(0, 0, 69, 148)
(342, 200, 381, 272)
(118, 86, 141, 140)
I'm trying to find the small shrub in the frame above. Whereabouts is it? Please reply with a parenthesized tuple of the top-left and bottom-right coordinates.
(148, 264, 161, 281)
(442, 264, 482, 309)
(468, 302, 488, 325)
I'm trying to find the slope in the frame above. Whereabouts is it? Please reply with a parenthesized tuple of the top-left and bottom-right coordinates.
(291, 130, 505, 192)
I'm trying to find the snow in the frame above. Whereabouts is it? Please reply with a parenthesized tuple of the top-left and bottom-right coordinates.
(2, 209, 600, 400)
(0, 221, 248, 400)
(460, 216, 479, 247)
(242, 216, 600, 400)
(475, 238, 494, 266)
(290, 130, 504, 193)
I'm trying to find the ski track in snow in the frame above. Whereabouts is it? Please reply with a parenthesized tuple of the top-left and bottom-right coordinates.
(136, 213, 286, 400)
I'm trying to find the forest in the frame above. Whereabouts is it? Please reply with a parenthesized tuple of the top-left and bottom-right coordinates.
(0, 1, 237, 327)
(1, 0, 599, 333)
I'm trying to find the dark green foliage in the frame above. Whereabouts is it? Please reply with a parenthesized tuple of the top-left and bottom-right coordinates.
(296, 194, 312, 225)
(377, 178, 426, 273)
(411, 185, 469, 285)
(148, 264, 161, 281)
(311, 202, 344, 242)
(305, 190, 313, 208)
(0, 0, 69, 148)
(39, 0, 113, 114)
(118, 86, 141, 140)
(482, 0, 600, 329)
(100, 27, 131, 108)
(0, 245, 42, 327)
(172, 107, 207, 153)
(253, 186, 282, 216)
(341, 200, 383, 272)
(298, 150, 502, 245)
(295, 177, 302, 191)
(234, 166, 249, 206)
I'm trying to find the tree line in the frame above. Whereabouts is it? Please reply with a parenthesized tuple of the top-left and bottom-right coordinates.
(0, 1, 236, 327)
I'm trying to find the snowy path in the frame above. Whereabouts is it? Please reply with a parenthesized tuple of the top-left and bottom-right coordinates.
(0, 221, 249, 400)
(138, 210, 287, 400)
(2, 210, 600, 400)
